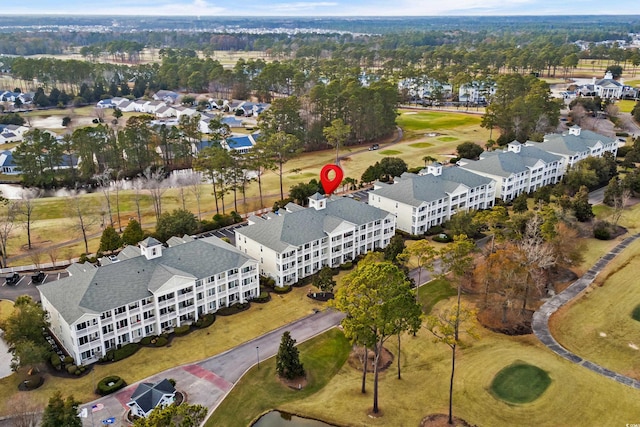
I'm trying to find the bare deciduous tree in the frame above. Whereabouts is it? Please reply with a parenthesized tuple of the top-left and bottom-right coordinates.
(68, 192, 98, 255)
(19, 188, 41, 251)
(0, 201, 20, 268)
(186, 171, 204, 220)
(47, 246, 59, 267)
(94, 169, 114, 228)
(142, 166, 167, 223)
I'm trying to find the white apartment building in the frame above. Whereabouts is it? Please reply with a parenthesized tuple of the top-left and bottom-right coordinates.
(535, 125, 619, 170)
(235, 194, 396, 286)
(368, 163, 496, 235)
(39, 236, 259, 366)
(458, 141, 564, 201)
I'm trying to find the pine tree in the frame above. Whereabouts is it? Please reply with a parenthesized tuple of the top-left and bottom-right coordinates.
(276, 331, 305, 380)
(99, 226, 122, 253)
(122, 219, 145, 246)
(41, 391, 82, 427)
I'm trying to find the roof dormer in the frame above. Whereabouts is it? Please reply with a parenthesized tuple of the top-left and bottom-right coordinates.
(139, 237, 163, 260)
(568, 125, 581, 136)
(425, 162, 443, 176)
(507, 141, 522, 153)
(308, 192, 326, 210)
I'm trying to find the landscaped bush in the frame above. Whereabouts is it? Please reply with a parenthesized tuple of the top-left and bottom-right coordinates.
(168, 378, 176, 387)
(63, 356, 74, 365)
(339, 261, 353, 270)
(252, 291, 271, 303)
(97, 375, 126, 395)
(260, 275, 276, 289)
(140, 336, 153, 345)
(631, 304, 640, 322)
(593, 221, 613, 240)
(66, 364, 78, 375)
(50, 353, 62, 370)
(273, 285, 292, 294)
(154, 336, 168, 347)
(424, 224, 445, 236)
(112, 343, 140, 361)
(616, 132, 629, 137)
(216, 302, 250, 316)
(174, 325, 191, 336)
(194, 313, 215, 328)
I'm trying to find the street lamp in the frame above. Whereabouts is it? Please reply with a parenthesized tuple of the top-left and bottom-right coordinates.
(256, 346, 260, 369)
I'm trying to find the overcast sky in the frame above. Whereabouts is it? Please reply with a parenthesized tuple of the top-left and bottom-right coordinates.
(5, 0, 640, 16)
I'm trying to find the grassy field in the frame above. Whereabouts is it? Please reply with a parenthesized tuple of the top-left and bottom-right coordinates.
(617, 100, 637, 113)
(279, 302, 640, 427)
(550, 238, 640, 380)
(206, 328, 350, 427)
(0, 285, 324, 415)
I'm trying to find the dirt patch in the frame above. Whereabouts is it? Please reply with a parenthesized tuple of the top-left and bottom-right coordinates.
(477, 307, 533, 335)
(347, 345, 393, 373)
(278, 375, 308, 390)
(28, 115, 96, 130)
(420, 413, 476, 427)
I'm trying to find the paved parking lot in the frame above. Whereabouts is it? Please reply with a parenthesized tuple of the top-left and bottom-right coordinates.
(0, 271, 69, 302)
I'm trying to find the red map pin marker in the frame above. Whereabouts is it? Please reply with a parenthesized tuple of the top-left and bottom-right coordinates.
(320, 164, 344, 195)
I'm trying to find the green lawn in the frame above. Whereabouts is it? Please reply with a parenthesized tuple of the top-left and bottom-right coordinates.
(617, 100, 637, 113)
(407, 142, 434, 148)
(418, 278, 457, 314)
(205, 328, 350, 427)
(378, 150, 402, 156)
(551, 238, 640, 379)
(396, 110, 481, 133)
(437, 136, 459, 142)
(490, 362, 551, 404)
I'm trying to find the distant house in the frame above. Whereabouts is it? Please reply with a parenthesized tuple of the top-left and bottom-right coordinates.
(152, 90, 179, 104)
(118, 100, 137, 112)
(96, 99, 115, 109)
(459, 81, 497, 104)
(155, 105, 177, 118)
(127, 379, 176, 418)
(221, 116, 245, 128)
(222, 134, 259, 154)
(593, 72, 624, 99)
(0, 150, 19, 174)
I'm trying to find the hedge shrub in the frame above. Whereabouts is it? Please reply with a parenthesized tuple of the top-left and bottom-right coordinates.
(433, 233, 453, 243)
(593, 221, 612, 240)
(107, 343, 140, 362)
(174, 325, 191, 336)
(154, 336, 169, 347)
(67, 365, 78, 375)
(51, 354, 62, 370)
(273, 285, 292, 294)
(216, 302, 250, 316)
(340, 261, 353, 270)
(140, 336, 153, 345)
(97, 375, 126, 395)
(194, 314, 215, 328)
(252, 291, 271, 303)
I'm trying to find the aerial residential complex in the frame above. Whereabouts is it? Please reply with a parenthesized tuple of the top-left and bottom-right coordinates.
(235, 193, 396, 286)
(38, 236, 259, 366)
(368, 163, 496, 234)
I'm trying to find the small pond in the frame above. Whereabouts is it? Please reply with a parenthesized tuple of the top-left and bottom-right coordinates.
(252, 411, 335, 427)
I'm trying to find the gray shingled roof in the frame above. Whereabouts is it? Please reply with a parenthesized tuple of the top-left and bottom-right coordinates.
(237, 197, 390, 251)
(38, 236, 252, 324)
(129, 379, 175, 413)
(461, 146, 560, 178)
(370, 173, 465, 207)
(536, 129, 617, 156)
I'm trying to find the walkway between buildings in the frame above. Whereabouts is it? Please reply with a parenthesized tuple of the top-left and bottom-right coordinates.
(532, 233, 640, 389)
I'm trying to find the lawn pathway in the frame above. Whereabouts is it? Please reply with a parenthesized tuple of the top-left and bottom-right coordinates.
(532, 233, 640, 389)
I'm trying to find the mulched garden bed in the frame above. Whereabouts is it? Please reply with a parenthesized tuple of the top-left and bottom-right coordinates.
(420, 413, 476, 427)
(347, 345, 393, 372)
(306, 291, 334, 302)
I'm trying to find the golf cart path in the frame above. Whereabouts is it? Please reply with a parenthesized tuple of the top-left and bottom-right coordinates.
(532, 233, 640, 389)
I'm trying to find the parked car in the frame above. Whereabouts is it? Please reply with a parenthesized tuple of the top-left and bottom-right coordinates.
(369, 144, 380, 151)
(31, 271, 45, 283)
(5, 273, 20, 285)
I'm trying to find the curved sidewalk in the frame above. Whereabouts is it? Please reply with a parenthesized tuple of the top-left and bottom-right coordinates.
(532, 233, 640, 389)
